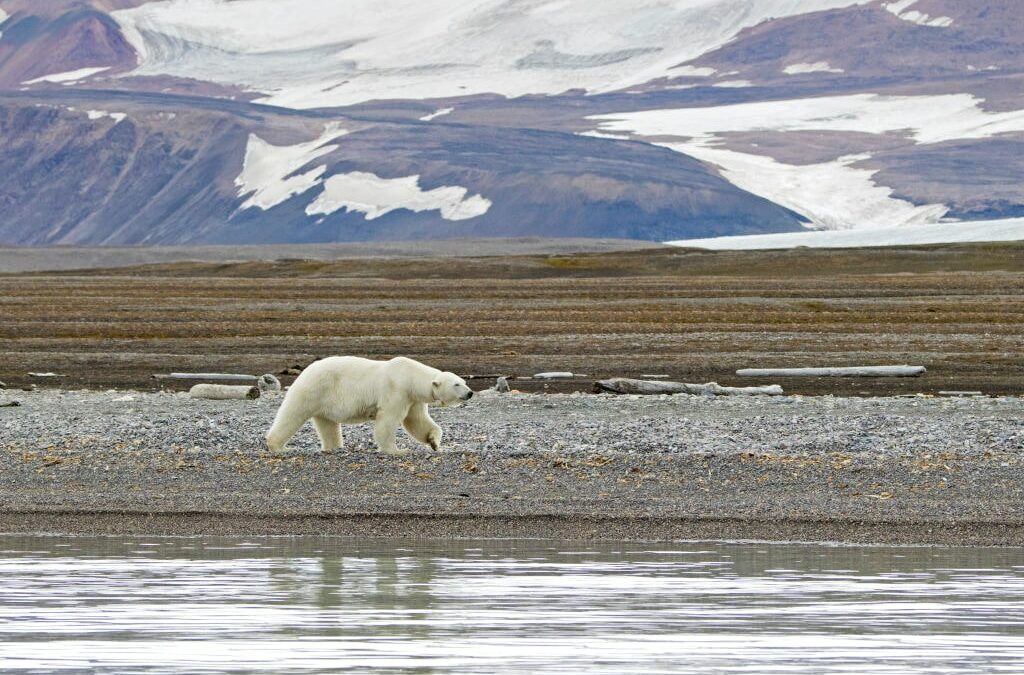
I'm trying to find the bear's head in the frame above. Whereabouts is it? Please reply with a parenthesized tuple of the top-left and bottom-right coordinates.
(432, 372, 474, 406)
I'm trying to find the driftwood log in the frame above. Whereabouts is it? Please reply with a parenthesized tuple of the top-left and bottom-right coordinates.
(257, 374, 282, 393)
(155, 372, 258, 382)
(736, 366, 926, 378)
(189, 384, 260, 400)
(594, 378, 784, 396)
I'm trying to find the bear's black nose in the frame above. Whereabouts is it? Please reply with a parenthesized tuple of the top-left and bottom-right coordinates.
(464, 391, 474, 400)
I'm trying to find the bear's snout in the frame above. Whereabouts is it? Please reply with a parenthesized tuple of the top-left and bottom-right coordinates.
(462, 390, 473, 401)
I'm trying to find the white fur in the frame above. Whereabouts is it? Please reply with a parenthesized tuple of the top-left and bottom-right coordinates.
(266, 356, 472, 455)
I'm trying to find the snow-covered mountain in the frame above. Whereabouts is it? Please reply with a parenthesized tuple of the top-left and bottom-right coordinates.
(0, 0, 1022, 245)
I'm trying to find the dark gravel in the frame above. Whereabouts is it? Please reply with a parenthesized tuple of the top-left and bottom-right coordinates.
(1, 389, 1022, 544)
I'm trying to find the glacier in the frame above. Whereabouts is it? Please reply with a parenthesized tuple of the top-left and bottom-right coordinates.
(110, 0, 876, 108)
(590, 93, 1024, 230)
(668, 218, 1024, 250)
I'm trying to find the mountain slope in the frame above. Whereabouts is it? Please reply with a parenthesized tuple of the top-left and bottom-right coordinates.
(0, 91, 805, 245)
(0, 0, 1022, 246)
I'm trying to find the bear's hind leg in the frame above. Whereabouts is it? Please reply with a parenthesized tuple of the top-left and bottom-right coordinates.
(403, 403, 442, 451)
(266, 407, 309, 452)
(313, 416, 343, 452)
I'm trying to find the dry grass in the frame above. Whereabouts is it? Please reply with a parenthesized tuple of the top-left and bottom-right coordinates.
(1, 242, 1022, 395)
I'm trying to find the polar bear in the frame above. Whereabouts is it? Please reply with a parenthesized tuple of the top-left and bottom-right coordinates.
(266, 356, 473, 455)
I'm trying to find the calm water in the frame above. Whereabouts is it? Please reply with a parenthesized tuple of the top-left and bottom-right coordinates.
(1, 536, 1023, 674)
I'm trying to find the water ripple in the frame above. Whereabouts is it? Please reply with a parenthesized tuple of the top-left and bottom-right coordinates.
(1, 536, 1022, 673)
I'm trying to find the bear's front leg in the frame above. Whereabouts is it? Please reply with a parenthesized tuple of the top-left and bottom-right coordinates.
(373, 413, 409, 456)
(402, 402, 443, 452)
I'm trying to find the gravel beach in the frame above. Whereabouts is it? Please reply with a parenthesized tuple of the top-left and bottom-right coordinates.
(1, 388, 1022, 544)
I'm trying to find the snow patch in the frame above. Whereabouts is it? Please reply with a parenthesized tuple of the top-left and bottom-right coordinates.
(713, 80, 753, 88)
(235, 123, 347, 210)
(667, 218, 1024, 250)
(306, 172, 491, 221)
(23, 67, 111, 85)
(110, 0, 874, 108)
(898, 10, 952, 27)
(667, 65, 717, 77)
(783, 61, 844, 74)
(654, 144, 946, 230)
(883, 1, 952, 27)
(86, 110, 127, 124)
(883, 0, 918, 14)
(419, 107, 454, 122)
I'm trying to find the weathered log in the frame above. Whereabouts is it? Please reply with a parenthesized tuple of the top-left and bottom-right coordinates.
(736, 366, 926, 377)
(594, 378, 784, 396)
(189, 384, 260, 400)
(534, 371, 574, 379)
(257, 374, 282, 393)
(155, 372, 258, 382)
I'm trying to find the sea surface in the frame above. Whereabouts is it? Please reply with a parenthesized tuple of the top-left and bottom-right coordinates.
(1, 535, 1023, 673)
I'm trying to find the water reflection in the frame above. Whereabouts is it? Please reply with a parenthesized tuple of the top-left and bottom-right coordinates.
(1, 536, 1022, 673)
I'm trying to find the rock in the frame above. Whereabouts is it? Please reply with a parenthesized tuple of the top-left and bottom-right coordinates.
(0, 400, 20, 407)
(495, 377, 511, 393)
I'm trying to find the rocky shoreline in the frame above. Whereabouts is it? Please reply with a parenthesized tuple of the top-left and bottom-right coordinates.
(1, 388, 1022, 545)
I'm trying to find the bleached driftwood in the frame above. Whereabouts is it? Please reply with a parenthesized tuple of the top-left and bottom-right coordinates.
(594, 378, 784, 396)
(736, 366, 926, 378)
(534, 371, 574, 379)
(155, 372, 258, 382)
(189, 384, 260, 400)
(257, 374, 281, 393)
(28, 372, 63, 378)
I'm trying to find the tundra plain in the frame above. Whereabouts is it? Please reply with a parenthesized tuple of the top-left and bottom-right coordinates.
(1, 242, 1021, 397)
